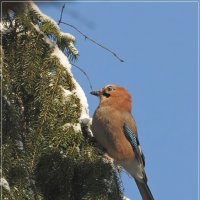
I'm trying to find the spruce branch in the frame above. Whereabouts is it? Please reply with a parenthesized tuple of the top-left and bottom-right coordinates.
(58, 4, 124, 63)
(2, 4, 124, 199)
(31, 65, 62, 169)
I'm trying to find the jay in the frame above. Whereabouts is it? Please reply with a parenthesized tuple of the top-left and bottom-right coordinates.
(90, 84, 154, 200)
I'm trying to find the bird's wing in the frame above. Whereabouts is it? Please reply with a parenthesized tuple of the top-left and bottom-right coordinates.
(123, 123, 145, 167)
(123, 123, 154, 200)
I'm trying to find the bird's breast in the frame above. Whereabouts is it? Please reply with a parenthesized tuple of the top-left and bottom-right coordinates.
(92, 106, 135, 161)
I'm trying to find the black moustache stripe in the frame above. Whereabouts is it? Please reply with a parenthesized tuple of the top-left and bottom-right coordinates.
(103, 92, 110, 97)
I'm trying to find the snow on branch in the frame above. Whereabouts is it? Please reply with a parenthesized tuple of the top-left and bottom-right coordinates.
(30, 3, 90, 129)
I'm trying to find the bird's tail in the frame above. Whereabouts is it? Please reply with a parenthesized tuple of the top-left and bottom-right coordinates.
(135, 179, 154, 200)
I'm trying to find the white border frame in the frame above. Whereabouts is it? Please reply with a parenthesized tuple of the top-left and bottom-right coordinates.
(1, 1, 199, 200)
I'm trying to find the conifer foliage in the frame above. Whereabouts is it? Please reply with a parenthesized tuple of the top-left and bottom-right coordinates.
(1, 2, 124, 200)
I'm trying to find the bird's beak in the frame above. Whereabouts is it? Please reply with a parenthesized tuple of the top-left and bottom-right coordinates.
(90, 90, 101, 96)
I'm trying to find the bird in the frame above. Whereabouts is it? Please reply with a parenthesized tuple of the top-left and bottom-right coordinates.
(90, 84, 154, 200)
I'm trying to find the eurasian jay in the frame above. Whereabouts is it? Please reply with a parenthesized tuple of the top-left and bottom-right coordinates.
(90, 84, 154, 200)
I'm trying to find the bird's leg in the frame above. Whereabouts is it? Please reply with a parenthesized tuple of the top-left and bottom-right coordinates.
(103, 154, 121, 166)
(103, 154, 123, 175)
(103, 153, 114, 162)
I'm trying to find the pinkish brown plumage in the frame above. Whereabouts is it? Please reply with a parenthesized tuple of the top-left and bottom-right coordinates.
(91, 84, 154, 200)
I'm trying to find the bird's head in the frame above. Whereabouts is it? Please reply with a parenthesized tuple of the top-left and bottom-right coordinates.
(90, 84, 132, 112)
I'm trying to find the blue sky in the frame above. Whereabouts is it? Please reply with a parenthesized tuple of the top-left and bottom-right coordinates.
(38, 1, 199, 200)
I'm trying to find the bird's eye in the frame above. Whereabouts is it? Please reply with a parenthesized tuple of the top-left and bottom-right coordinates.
(107, 86, 115, 92)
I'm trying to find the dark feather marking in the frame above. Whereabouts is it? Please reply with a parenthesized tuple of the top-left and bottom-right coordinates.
(123, 123, 145, 166)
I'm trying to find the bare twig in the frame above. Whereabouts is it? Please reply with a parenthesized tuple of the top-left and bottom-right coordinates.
(62, 12, 94, 92)
(58, 3, 65, 25)
(60, 21, 124, 62)
(58, 4, 124, 62)
(70, 62, 93, 91)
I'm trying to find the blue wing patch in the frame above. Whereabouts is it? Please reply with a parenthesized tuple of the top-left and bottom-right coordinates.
(123, 123, 145, 167)
(123, 123, 139, 149)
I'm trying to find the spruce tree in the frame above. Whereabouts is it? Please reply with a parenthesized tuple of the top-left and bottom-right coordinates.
(1, 2, 124, 200)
